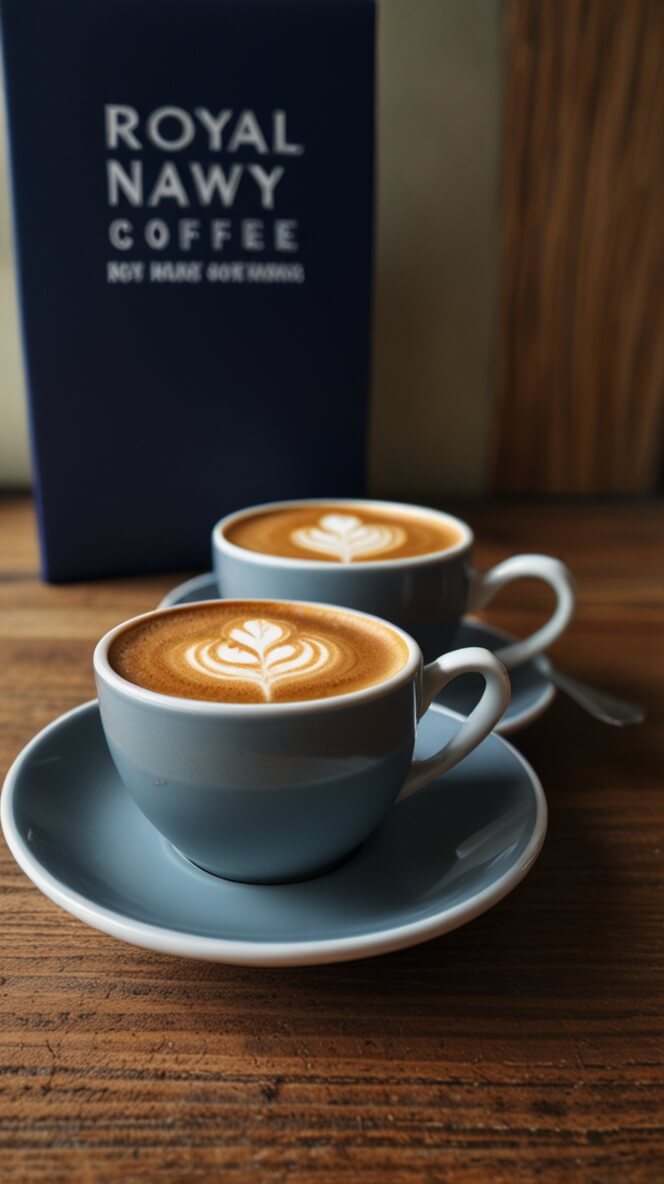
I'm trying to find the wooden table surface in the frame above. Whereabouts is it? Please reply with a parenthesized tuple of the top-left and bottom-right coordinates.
(1, 495, 662, 1182)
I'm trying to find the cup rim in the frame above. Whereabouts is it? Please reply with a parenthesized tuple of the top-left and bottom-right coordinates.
(213, 498, 474, 570)
(93, 597, 423, 716)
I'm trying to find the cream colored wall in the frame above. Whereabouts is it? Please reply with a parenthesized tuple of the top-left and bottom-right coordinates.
(0, 66, 30, 487)
(0, 0, 502, 493)
(370, 0, 502, 498)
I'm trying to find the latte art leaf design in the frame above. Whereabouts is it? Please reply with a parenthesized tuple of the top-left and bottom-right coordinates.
(184, 617, 335, 701)
(290, 513, 408, 563)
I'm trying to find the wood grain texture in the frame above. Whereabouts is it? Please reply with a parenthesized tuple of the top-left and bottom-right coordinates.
(492, 0, 664, 493)
(1, 494, 663, 1181)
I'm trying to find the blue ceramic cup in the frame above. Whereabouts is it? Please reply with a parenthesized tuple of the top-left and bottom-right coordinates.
(94, 599, 510, 884)
(213, 499, 575, 667)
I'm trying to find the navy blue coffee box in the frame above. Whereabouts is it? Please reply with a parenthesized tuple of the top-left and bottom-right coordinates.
(0, 0, 375, 580)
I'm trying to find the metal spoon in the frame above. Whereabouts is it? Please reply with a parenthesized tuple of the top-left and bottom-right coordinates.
(535, 656, 646, 726)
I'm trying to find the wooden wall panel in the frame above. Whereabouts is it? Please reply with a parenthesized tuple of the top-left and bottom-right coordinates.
(492, 0, 664, 493)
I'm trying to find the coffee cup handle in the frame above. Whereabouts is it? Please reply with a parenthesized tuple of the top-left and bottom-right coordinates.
(397, 647, 510, 803)
(467, 554, 575, 669)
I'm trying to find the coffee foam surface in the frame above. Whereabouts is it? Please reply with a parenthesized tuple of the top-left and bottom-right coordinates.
(224, 505, 463, 563)
(109, 602, 410, 704)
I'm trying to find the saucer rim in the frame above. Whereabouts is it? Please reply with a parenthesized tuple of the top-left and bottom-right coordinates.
(1, 700, 547, 967)
(158, 573, 557, 735)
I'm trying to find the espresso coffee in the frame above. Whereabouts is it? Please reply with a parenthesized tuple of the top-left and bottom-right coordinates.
(223, 504, 462, 563)
(109, 601, 410, 705)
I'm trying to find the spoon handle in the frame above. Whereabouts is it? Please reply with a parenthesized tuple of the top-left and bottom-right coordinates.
(536, 658, 646, 727)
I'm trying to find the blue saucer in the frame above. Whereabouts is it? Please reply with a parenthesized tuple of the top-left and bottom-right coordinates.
(159, 573, 556, 734)
(2, 701, 546, 966)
